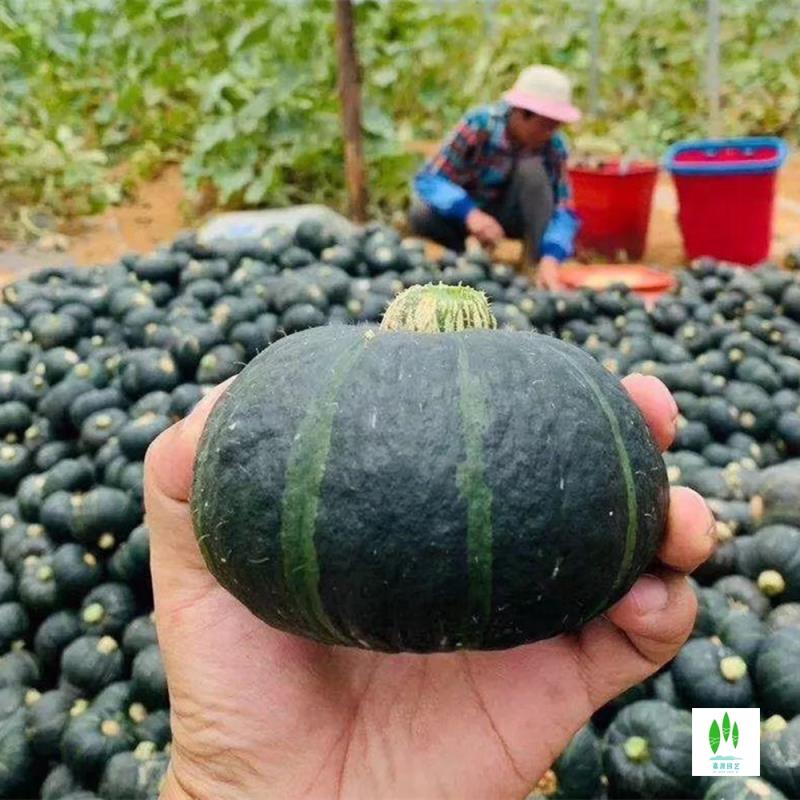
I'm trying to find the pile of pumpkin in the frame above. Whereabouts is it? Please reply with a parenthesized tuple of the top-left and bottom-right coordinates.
(0, 219, 798, 800)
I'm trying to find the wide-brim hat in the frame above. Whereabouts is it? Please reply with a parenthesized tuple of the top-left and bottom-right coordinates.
(503, 64, 582, 124)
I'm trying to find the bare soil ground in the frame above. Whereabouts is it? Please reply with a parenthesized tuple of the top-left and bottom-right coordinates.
(1, 156, 798, 284)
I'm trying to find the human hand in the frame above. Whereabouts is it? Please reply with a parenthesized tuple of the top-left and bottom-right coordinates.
(146, 374, 713, 800)
(536, 254, 562, 288)
(465, 209, 505, 248)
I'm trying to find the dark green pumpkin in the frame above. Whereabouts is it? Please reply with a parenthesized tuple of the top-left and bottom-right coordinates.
(80, 582, 137, 637)
(704, 777, 786, 800)
(26, 687, 79, 760)
(34, 609, 82, 677)
(755, 628, 800, 717)
(672, 638, 754, 707)
(118, 413, 171, 461)
(767, 603, 800, 632)
(80, 408, 129, 452)
(0, 562, 13, 603)
(61, 635, 125, 695)
(71, 487, 140, 551)
(0, 649, 40, 689)
(537, 723, 604, 799)
(717, 609, 766, 667)
(0, 401, 33, 438)
(0, 602, 30, 651)
(737, 525, 800, 603)
(61, 710, 136, 783)
(192, 287, 668, 652)
(52, 544, 104, 604)
(17, 554, 59, 616)
(69, 387, 127, 429)
(130, 706, 170, 749)
(122, 615, 157, 657)
(35, 440, 78, 472)
(649, 669, 682, 707)
(751, 461, 800, 529)
(713, 575, 771, 618)
(0, 442, 32, 490)
(131, 644, 168, 711)
(0, 705, 36, 797)
(98, 745, 169, 800)
(602, 700, 701, 799)
(760, 715, 800, 798)
(169, 383, 206, 419)
(41, 763, 82, 800)
(108, 525, 150, 587)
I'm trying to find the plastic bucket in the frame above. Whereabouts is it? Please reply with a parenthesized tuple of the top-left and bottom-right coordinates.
(567, 162, 659, 261)
(664, 137, 789, 266)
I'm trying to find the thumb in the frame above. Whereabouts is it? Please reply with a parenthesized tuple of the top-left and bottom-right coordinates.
(573, 569, 697, 707)
(144, 378, 234, 582)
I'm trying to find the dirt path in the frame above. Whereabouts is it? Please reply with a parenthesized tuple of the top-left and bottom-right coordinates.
(1, 155, 798, 284)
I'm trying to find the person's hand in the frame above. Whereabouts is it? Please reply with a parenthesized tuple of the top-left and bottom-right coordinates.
(146, 374, 713, 800)
(536, 254, 562, 288)
(465, 208, 505, 248)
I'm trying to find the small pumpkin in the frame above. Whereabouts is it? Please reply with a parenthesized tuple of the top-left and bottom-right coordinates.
(704, 777, 786, 800)
(737, 525, 800, 603)
(52, 543, 104, 605)
(80, 583, 137, 637)
(61, 635, 125, 695)
(672, 638, 754, 708)
(61, 710, 136, 783)
(602, 700, 701, 799)
(98, 743, 169, 800)
(130, 644, 168, 711)
(34, 609, 81, 679)
(192, 284, 669, 652)
(760, 715, 800, 798)
(755, 628, 800, 717)
(25, 687, 78, 760)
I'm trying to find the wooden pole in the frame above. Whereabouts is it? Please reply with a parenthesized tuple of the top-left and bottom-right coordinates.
(707, 0, 721, 137)
(334, 0, 368, 222)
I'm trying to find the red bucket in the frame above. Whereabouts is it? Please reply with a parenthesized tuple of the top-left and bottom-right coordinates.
(568, 161, 658, 261)
(664, 137, 789, 266)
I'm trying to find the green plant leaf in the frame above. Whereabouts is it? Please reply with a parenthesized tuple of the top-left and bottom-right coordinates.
(732, 721, 739, 749)
(709, 719, 720, 754)
(723, 712, 730, 742)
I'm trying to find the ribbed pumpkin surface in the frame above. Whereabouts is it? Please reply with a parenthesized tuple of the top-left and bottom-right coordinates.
(192, 325, 668, 651)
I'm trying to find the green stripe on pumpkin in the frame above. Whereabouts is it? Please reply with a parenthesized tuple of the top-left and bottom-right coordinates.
(539, 340, 638, 607)
(456, 341, 494, 646)
(279, 338, 366, 645)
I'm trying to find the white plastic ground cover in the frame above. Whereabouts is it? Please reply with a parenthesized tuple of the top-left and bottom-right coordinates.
(197, 205, 359, 246)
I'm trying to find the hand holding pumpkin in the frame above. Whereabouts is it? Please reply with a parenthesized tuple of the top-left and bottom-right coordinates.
(145, 373, 713, 800)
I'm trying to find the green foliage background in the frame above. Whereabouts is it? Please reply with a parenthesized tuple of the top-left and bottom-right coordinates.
(1, 0, 798, 232)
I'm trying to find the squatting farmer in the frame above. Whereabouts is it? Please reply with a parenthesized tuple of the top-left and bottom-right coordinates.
(409, 64, 581, 270)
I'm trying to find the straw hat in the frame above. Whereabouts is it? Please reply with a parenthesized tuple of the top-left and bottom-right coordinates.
(503, 65, 582, 124)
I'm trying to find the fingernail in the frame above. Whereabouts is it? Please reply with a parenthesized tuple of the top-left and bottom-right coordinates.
(629, 574, 669, 615)
(683, 487, 713, 531)
(666, 390, 679, 421)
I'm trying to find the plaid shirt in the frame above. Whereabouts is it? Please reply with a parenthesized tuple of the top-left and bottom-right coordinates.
(415, 101, 571, 219)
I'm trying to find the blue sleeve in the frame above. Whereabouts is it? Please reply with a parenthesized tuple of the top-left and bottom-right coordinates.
(414, 172, 476, 222)
(540, 207, 580, 262)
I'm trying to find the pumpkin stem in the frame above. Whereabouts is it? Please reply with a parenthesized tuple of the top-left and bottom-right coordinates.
(380, 283, 497, 334)
(624, 736, 650, 762)
(757, 570, 786, 597)
(762, 715, 788, 735)
(534, 768, 559, 797)
(720, 655, 748, 682)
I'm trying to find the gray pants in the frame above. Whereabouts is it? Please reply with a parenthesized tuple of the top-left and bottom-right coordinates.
(408, 156, 555, 259)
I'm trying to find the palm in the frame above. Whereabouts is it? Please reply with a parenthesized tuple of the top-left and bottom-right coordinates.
(158, 568, 654, 800)
(147, 375, 711, 800)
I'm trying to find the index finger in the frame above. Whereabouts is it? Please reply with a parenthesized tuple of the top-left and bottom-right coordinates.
(621, 373, 678, 452)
